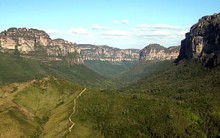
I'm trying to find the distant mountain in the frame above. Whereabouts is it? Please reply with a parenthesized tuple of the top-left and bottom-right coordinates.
(78, 44, 180, 62)
(140, 44, 180, 61)
(0, 27, 83, 64)
(0, 28, 181, 63)
(176, 13, 220, 67)
(77, 44, 140, 61)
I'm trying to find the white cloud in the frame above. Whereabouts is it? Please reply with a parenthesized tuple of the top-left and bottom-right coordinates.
(136, 24, 181, 30)
(102, 29, 129, 37)
(91, 24, 107, 30)
(121, 19, 129, 24)
(44, 29, 62, 35)
(129, 23, 191, 47)
(113, 19, 129, 24)
(64, 23, 191, 48)
(137, 30, 171, 37)
(177, 30, 188, 37)
(69, 28, 90, 35)
(132, 24, 189, 37)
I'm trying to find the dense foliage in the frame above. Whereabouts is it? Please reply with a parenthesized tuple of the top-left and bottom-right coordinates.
(84, 60, 137, 78)
(0, 52, 219, 137)
(74, 60, 220, 137)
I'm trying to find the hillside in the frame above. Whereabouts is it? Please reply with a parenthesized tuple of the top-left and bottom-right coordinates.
(83, 60, 173, 88)
(0, 61, 219, 137)
(72, 60, 220, 137)
(0, 52, 109, 88)
(116, 60, 172, 84)
(84, 60, 137, 78)
(0, 77, 88, 137)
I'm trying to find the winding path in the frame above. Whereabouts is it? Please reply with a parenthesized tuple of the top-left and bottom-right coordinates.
(68, 88, 87, 133)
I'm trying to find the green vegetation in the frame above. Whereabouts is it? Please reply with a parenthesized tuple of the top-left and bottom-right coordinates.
(84, 60, 137, 78)
(0, 51, 219, 137)
(0, 53, 47, 85)
(0, 52, 109, 88)
(0, 77, 85, 137)
(45, 61, 110, 88)
(84, 60, 172, 88)
(73, 60, 220, 137)
(117, 60, 172, 84)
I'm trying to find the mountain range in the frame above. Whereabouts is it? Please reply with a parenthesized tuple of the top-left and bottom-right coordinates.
(0, 28, 180, 63)
(0, 13, 219, 138)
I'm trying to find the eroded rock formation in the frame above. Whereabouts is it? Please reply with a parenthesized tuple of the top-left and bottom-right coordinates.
(176, 13, 220, 67)
(140, 44, 180, 61)
(0, 28, 83, 64)
(78, 44, 139, 61)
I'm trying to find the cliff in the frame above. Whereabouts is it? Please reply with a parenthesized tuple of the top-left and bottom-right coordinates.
(77, 44, 139, 61)
(0, 27, 83, 64)
(0, 28, 181, 63)
(140, 44, 180, 61)
(176, 13, 220, 67)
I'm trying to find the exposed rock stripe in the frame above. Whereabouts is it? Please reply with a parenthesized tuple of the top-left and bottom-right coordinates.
(68, 88, 87, 133)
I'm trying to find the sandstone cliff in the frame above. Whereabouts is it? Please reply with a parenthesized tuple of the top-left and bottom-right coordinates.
(0, 28, 181, 63)
(0, 28, 83, 64)
(140, 44, 180, 61)
(176, 13, 220, 67)
(77, 44, 139, 61)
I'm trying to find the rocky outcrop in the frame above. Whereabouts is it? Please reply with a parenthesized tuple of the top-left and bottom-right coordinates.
(140, 44, 180, 61)
(176, 13, 220, 67)
(0, 28, 182, 64)
(0, 28, 51, 53)
(0, 28, 83, 64)
(78, 44, 139, 61)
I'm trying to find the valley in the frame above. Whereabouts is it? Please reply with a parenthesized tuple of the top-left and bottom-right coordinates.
(0, 12, 219, 138)
(0, 55, 219, 137)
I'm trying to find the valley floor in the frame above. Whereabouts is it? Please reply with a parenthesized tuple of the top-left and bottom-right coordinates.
(0, 59, 219, 138)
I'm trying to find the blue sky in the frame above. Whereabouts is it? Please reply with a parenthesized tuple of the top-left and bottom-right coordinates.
(0, 0, 219, 49)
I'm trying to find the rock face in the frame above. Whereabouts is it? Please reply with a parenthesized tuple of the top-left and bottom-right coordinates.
(0, 28, 181, 63)
(176, 13, 220, 67)
(78, 44, 139, 61)
(0, 28, 83, 64)
(0, 28, 51, 53)
(140, 44, 180, 61)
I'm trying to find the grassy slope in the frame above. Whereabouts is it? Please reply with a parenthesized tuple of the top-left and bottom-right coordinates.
(0, 53, 109, 88)
(43, 61, 112, 88)
(0, 53, 47, 85)
(0, 77, 86, 137)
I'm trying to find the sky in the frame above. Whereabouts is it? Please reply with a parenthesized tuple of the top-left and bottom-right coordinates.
(0, 0, 219, 49)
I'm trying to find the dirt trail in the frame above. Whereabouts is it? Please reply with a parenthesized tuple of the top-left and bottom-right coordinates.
(68, 88, 87, 133)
